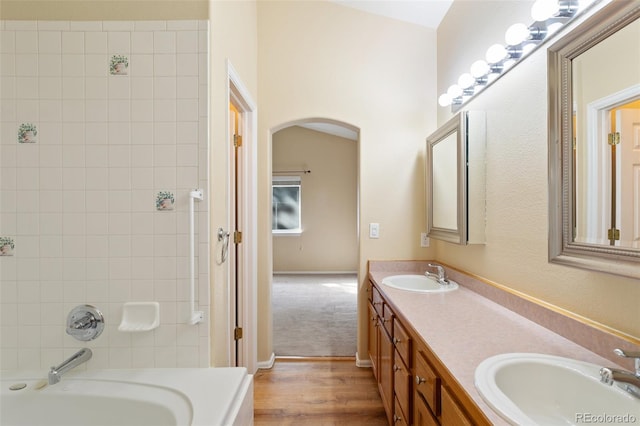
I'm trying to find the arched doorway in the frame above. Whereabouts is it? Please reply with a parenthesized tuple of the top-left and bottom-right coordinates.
(270, 119, 360, 357)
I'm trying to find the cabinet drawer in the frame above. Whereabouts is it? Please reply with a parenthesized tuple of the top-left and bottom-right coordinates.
(393, 397, 409, 426)
(393, 350, 411, 422)
(393, 319, 411, 367)
(414, 351, 440, 416)
(367, 280, 374, 302)
(441, 385, 472, 426)
(372, 284, 384, 317)
(382, 303, 394, 336)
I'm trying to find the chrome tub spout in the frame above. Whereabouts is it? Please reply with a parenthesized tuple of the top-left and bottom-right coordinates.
(48, 348, 92, 385)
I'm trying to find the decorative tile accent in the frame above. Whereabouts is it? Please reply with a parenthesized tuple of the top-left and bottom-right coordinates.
(110, 54, 129, 75)
(17, 123, 37, 143)
(156, 191, 175, 210)
(0, 237, 15, 256)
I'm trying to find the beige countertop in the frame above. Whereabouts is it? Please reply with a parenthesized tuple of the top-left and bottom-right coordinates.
(368, 262, 627, 425)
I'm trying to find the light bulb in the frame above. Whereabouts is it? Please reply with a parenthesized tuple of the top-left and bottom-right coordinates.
(531, 0, 559, 21)
(470, 60, 489, 78)
(438, 94, 452, 107)
(546, 21, 563, 36)
(457, 73, 475, 89)
(486, 44, 507, 64)
(505, 23, 530, 45)
(447, 84, 462, 98)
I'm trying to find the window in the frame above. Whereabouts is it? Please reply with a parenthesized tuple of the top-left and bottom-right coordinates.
(272, 176, 302, 234)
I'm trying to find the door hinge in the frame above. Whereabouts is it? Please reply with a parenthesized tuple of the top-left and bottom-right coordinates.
(608, 132, 620, 145)
(233, 134, 243, 147)
(234, 327, 243, 340)
(234, 230, 242, 244)
(608, 228, 620, 240)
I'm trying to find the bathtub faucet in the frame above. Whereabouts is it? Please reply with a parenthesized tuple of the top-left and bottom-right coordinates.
(48, 348, 92, 385)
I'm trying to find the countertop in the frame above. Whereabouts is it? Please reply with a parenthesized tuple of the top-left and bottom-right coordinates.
(368, 263, 628, 425)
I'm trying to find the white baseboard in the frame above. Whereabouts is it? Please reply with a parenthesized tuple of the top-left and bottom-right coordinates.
(257, 352, 275, 370)
(355, 352, 372, 368)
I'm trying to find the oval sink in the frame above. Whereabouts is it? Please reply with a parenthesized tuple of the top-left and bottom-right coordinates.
(475, 353, 640, 425)
(380, 275, 458, 293)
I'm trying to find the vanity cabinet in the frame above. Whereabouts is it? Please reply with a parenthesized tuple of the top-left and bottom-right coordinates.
(368, 279, 489, 426)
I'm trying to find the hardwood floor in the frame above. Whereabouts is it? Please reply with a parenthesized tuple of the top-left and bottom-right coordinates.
(254, 357, 388, 425)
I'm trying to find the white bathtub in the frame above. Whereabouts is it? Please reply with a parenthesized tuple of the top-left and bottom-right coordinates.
(0, 368, 253, 426)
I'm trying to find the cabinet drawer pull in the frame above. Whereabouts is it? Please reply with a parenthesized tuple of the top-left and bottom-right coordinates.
(416, 375, 426, 385)
(394, 364, 400, 372)
(393, 414, 402, 423)
(393, 337, 401, 344)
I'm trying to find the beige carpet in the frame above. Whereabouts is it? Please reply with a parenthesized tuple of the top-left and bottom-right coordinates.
(272, 273, 358, 357)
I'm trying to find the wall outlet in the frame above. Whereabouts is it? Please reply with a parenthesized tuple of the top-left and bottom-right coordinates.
(420, 232, 430, 247)
(369, 223, 380, 239)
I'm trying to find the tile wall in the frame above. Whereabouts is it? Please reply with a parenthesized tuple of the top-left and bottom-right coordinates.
(0, 20, 210, 369)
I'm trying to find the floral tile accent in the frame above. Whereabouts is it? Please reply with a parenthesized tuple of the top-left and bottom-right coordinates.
(110, 54, 129, 75)
(156, 191, 175, 210)
(0, 237, 15, 256)
(18, 123, 37, 143)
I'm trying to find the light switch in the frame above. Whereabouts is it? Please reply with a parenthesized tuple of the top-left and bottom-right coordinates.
(369, 223, 380, 239)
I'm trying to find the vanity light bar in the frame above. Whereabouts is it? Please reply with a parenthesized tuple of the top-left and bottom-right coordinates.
(438, 0, 597, 109)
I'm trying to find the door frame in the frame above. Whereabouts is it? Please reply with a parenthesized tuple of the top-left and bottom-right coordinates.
(227, 60, 258, 373)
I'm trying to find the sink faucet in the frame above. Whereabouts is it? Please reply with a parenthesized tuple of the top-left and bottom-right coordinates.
(425, 263, 449, 284)
(48, 348, 92, 385)
(599, 348, 640, 399)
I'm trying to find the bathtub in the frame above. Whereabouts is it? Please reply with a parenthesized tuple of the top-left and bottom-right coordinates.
(1, 368, 253, 426)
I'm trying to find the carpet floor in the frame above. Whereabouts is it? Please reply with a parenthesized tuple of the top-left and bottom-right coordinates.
(272, 273, 358, 357)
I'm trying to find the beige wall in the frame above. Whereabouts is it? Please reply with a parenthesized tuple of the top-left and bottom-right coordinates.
(437, 1, 640, 342)
(272, 126, 358, 273)
(209, 0, 258, 367)
(257, 0, 437, 363)
(0, 0, 208, 20)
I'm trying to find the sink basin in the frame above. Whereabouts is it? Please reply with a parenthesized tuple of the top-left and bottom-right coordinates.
(475, 353, 640, 425)
(380, 275, 458, 293)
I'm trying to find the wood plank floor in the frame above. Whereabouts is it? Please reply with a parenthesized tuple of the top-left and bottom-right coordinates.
(253, 357, 388, 425)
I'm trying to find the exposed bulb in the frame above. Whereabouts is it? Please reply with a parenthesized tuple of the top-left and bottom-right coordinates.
(470, 60, 489, 78)
(505, 23, 530, 45)
(531, 0, 559, 21)
(438, 93, 452, 107)
(486, 44, 507, 64)
(457, 73, 475, 89)
(447, 84, 462, 99)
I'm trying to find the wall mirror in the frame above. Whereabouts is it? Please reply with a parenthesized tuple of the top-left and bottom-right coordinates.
(548, 1, 640, 279)
(427, 111, 486, 245)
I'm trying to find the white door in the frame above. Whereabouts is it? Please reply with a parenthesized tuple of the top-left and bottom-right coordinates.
(617, 108, 640, 248)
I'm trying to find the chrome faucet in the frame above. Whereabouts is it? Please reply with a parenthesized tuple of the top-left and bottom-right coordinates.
(600, 348, 640, 399)
(48, 348, 92, 385)
(425, 263, 449, 284)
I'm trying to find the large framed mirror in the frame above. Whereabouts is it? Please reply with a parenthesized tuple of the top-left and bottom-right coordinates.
(427, 111, 486, 245)
(548, 0, 640, 279)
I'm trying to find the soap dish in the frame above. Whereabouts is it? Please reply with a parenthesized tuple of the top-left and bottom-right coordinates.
(118, 302, 160, 332)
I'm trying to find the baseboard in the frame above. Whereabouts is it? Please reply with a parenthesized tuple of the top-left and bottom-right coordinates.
(355, 352, 372, 368)
(257, 352, 275, 370)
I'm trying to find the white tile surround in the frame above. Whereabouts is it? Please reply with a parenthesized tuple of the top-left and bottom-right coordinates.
(0, 20, 210, 370)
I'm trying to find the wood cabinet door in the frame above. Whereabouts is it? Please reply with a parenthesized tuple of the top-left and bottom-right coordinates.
(368, 302, 379, 379)
(413, 393, 439, 426)
(379, 319, 394, 425)
(441, 385, 473, 426)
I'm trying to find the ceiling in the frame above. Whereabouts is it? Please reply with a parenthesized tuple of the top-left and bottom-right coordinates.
(301, 1, 453, 139)
(330, 0, 454, 29)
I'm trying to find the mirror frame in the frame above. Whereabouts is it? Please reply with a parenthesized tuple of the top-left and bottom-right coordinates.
(426, 112, 468, 245)
(548, 0, 640, 279)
